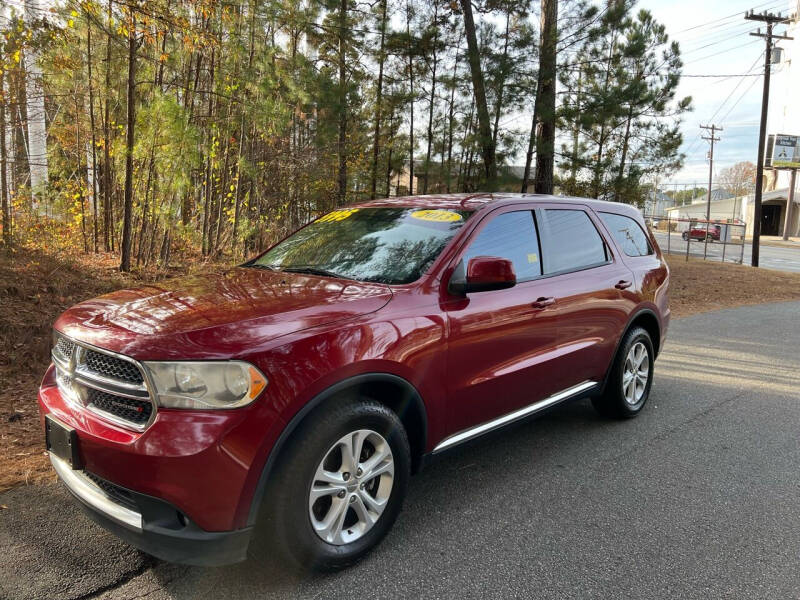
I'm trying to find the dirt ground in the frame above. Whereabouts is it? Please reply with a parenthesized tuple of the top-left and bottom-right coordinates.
(2, 249, 800, 493)
(665, 255, 800, 317)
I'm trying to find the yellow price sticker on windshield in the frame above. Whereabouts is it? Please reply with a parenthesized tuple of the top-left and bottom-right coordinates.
(410, 210, 463, 223)
(317, 208, 360, 223)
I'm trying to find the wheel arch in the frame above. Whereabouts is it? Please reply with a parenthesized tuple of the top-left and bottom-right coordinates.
(245, 372, 428, 527)
(598, 308, 662, 396)
(627, 309, 661, 358)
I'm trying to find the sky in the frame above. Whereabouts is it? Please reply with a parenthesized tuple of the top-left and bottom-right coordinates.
(638, 0, 796, 190)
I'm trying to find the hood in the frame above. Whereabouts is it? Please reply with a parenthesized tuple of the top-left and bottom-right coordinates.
(54, 268, 393, 360)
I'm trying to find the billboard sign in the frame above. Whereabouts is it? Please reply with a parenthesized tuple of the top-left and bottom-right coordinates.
(770, 134, 800, 168)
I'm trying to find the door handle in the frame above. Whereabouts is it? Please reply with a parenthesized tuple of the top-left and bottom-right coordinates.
(531, 296, 556, 309)
(615, 280, 633, 290)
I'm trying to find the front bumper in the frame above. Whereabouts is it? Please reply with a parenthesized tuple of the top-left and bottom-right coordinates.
(38, 363, 286, 564)
(50, 453, 251, 566)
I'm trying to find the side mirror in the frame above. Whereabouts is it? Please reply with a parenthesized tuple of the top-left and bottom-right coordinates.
(449, 256, 516, 295)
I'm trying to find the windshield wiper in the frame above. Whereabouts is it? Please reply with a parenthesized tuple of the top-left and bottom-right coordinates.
(281, 266, 354, 280)
(246, 263, 279, 271)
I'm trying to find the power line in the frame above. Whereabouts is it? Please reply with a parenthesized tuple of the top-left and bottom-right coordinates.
(718, 74, 763, 124)
(709, 51, 765, 122)
(682, 73, 762, 78)
(673, 0, 780, 34)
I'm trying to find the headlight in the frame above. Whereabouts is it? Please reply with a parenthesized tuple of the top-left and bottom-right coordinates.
(143, 361, 267, 409)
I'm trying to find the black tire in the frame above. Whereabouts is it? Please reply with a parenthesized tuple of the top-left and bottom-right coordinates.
(592, 326, 654, 419)
(682, 231, 689, 241)
(254, 396, 411, 572)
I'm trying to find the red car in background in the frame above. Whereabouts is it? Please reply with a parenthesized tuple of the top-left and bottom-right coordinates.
(39, 193, 670, 570)
(682, 222, 721, 241)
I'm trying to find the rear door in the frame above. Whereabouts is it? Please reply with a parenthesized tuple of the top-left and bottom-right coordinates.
(535, 205, 636, 388)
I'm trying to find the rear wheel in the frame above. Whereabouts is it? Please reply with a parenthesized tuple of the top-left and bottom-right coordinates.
(256, 397, 410, 571)
(682, 231, 689, 241)
(592, 326, 654, 418)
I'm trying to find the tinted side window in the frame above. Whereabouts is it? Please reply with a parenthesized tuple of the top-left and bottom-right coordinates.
(599, 212, 653, 257)
(462, 211, 541, 281)
(539, 209, 608, 274)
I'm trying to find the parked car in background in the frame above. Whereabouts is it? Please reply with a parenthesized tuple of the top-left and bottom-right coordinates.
(39, 193, 670, 571)
(682, 222, 721, 242)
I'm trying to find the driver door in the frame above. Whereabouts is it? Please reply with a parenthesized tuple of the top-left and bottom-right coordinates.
(442, 207, 563, 437)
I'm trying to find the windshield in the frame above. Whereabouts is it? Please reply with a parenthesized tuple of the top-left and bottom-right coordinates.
(250, 207, 471, 284)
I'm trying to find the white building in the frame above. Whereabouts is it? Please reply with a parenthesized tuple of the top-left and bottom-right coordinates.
(762, 1, 800, 235)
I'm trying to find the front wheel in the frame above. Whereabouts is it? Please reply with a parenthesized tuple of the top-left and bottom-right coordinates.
(682, 231, 689, 241)
(256, 397, 411, 571)
(592, 326, 654, 419)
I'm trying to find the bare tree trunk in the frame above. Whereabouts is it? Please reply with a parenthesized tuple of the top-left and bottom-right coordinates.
(23, 0, 49, 210)
(445, 44, 459, 193)
(406, 0, 414, 195)
(533, 0, 558, 195)
(86, 17, 99, 252)
(615, 104, 634, 198)
(336, 0, 348, 206)
(422, 4, 439, 194)
(120, 11, 137, 272)
(569, 67, 582, 182)
(369, 0, 387, 200)
(75, 95, 88, 252)
(103, 0, 113, 251)
(385, 109, 395, 197)
(521, 110, 536, 193)
(0, 69, 10, 248)
(459, 0, 496, 189)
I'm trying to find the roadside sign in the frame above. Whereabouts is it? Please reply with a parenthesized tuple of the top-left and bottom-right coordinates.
(769, 134, 800, 168)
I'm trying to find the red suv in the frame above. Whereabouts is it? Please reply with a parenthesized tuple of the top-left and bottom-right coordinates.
(39, 194, 669, 570)
(682, 222, 721, 242)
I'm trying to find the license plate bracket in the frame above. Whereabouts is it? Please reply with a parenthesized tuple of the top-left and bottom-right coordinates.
(45, 415, 82, 469)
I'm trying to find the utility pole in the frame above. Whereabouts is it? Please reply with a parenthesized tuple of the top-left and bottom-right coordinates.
(532, 0, 558, 195)
(745, 9, 793, 267)
(701, 124, 722, 259)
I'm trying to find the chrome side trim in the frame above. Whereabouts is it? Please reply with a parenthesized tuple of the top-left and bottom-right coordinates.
(432, 380, 597, 453)
(49, 453, 143, 532)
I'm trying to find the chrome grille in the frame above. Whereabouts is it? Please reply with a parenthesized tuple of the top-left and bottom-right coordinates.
(86, 388, 152, 425)
(55, 337, 75, 360)
(51, 333, 155, 431)
(85, 350, 144, 384)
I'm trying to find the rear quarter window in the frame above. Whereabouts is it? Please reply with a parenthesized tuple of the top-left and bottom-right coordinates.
(599, 212, 653, 257)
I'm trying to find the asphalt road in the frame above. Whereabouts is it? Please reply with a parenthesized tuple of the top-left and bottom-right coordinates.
(2, 301, 800, 599)
(653, 231, 800, 273)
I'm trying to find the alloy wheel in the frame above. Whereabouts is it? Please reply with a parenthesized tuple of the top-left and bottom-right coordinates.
(622, 341, 649, 405)
(308, 429, 394, 545)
